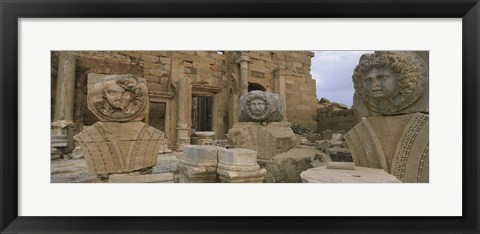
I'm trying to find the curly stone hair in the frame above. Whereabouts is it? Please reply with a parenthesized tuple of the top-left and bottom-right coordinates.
(93, 74, 148, 121)
(245, 91, 270, 120)
(352, 51, 428, 114)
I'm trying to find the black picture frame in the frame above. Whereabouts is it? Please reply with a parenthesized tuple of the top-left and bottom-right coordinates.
(1, 0, 478, 233)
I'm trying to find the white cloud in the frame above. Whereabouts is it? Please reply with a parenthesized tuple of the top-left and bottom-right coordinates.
(311, 51, 373, 107)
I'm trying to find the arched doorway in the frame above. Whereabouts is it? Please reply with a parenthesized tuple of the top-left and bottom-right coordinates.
(248, 82, 266, 92)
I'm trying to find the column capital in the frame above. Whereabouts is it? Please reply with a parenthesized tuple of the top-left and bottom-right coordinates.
(235, 54, 250, 64)
(273, 68, 285, 77)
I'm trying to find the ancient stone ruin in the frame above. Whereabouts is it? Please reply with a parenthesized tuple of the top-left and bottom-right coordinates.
(51, 50, 428, 184)
(344, 51, 429, 183)
(227, 90, 298, 160)
(73, 74, 169, 182)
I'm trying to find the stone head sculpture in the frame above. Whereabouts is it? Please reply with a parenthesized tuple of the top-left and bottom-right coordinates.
(87, 74, 148, 122)
(239, 90, 284, 122)
(352, 51, 428, 115)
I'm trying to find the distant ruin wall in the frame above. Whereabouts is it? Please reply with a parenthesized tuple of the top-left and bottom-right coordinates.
(316, 108, 355, 133)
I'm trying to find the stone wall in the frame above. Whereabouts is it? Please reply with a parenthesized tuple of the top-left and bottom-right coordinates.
(51, 51, 318, 148)
(317, 108, 355, 133)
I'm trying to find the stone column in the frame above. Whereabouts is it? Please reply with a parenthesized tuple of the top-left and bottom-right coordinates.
(235, 54, 250, 95)
(51, 53, 76, 154)
(52, 53, 76, 135)
(274, 68, 287, 121)
(228, 73, 240, 129)
(176, 76, 191, 151)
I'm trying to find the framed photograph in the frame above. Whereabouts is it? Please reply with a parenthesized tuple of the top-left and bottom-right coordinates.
(1, 0, 478, 233)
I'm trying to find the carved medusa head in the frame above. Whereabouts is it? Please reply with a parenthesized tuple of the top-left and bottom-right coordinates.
(239, 90, 284, 122)
(88, 74, 148, 122)
(352, 51, 428, 114)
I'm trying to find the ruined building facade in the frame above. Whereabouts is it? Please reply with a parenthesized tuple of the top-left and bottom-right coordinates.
(51, 51, 317, 149)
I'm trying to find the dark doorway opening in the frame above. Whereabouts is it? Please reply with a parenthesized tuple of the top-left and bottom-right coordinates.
(192, 96, 213, 131)
(149, 102, 166, 132)
(248, 82, 266, 92)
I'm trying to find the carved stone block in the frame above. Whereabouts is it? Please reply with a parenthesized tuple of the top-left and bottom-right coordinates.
(346, 51, 429, 183)
(227, 122, 298, 160)
(87, 74, 149, 122)
(344, 113, 429, 182)
(177, 145, 219, 183)
(73, 122, 164, 175)
(217, 148, 266, 183)
(239, 90, 284, 122)
(352, 51, 428, 117)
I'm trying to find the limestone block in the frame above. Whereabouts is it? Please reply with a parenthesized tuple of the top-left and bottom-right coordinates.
(344, 113, 429, 183)
(153, 154, 179, 174)
(70, 146, 84, 159)
(218, 148, 258, 166)
(73, 121, 164, 175)
(141, 54, 159, 63)
(217, 148, 266, 183)
(301, 166, 401, 183)
(217, 168, 267, 183)
(177, 145, 219, 183)
(332, 133, 344, 140)
(239, 91, 284, 122)
(177, 163, 217, 183)
(314, 152, 331, 163)
(300, 137, 310, 145)
(264, 148, 317, 183)
(108, 172, 174, 183)
(227, 122, 298, 160)
(315, 140, 332, 152)
(182, 145, 219, 163)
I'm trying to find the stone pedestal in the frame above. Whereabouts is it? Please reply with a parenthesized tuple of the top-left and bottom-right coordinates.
(191, 131, 215, 145)
(227, 122, 298, 160)
(177, 145, 219, 183)
(217, 148, 266, 183)
(74, 121, 164, 175)
(191, 137, 213, 145)
(300, 166, 401, 183)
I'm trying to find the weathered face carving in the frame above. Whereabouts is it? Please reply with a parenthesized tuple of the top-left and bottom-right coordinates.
(363, 68, 399, 99)
(87, 74, 148, 122)
(352, 52, 428, 114)
(104, 82, 132, 110)
(239, 90, 284, 122)
(249, 98, 266, 115)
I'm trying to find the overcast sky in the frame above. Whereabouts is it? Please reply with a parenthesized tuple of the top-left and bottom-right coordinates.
(311, 51, 373, 107)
